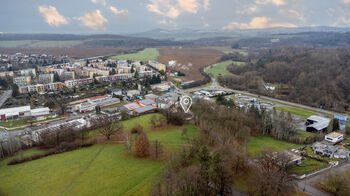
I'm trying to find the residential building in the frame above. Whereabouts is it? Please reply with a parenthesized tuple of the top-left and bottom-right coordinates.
(38, 74, 54, 84)
(148, 60, 166, 71)
(14, 76, 31, 86)
(0, 71, 14, 78)
(306, 115, 331, 133)
(60, 71, 75, 81)
(325, 132, 344, 144)
(20, 68, 36, 77)
(151, 83, 170, 92)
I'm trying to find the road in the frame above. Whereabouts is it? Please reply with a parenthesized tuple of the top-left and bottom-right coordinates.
(296, 161, 350, 196)
(0, 90, 12, 108)
(178, 73, 349, 119)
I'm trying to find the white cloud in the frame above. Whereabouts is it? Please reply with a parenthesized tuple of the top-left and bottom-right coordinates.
(109, 6, 129, 16)
(223, 17, 296, 30)
(203, 0, 210, 11)
(340, 0, 350, 4)
(91, 0, 107, 6)
(255, 0, 286, 6)
(158, 19, 177, 27)
(38, 5, 68, 27)
(281, 9, 306, 22)
(178, 0, 199, 13)
(146, 0, 208, 19)
(76, 10, 107, 31)
(237, 4, 258, 15)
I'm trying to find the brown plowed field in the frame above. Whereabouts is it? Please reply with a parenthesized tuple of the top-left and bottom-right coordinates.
(157, 48, 223, 82)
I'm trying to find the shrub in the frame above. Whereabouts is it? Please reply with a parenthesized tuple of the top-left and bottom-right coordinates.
(134, 133, 150, 158)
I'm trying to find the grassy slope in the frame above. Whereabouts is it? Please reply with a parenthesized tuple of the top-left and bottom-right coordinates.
(288, 158, 328, 176)
(247, 136, 303, 157)
(0, 114, 200, 196)
(111, 48, 159, 61)
(206, 61, 244, 79)
(275, 106, 317, 118)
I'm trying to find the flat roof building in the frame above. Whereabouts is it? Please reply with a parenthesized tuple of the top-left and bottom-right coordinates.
(325, 132, 344, 144)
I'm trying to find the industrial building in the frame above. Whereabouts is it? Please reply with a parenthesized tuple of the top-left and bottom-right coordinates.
(121, 99, 157, 116)
(72, 95, 120, 113)
(0, 106, 50, 120)
(305, 115, 331, 133)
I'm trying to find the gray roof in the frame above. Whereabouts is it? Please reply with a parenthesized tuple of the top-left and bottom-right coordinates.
(134, 105, 155, 114)
(307, 115, 331, 131)
(139, 99, 155, 105)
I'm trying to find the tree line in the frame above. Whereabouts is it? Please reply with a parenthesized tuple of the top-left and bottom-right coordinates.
(219, 47, 350, 112)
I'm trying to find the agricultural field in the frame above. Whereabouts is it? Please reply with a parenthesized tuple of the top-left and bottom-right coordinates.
(157, 48, 223, 82)
(0, 40, 83, 48)
(206, 60, 244, 79)
(0, 114, 200, 196)
(0, 48, 129, 59)
(275, 106, 318, 119)
(247, 136, 303, 157)
(110, 48, 159, 61)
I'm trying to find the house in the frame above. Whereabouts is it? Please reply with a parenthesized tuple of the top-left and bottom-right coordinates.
(325, 132, 344, 144)
(306, 115, 331, 133)
(151, 83, 170, 92)
(311, 141, 350, 159)
(127, 90, 140, 98)
(20, 68, 36, 77)
(281, 150, 302, 165)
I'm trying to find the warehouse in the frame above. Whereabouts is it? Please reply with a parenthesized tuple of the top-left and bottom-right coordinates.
(0, 106, 50, 121)
(306, 115, 331, 133)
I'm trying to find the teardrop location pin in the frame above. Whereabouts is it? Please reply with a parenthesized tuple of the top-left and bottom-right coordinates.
(180, 96, 192, 113)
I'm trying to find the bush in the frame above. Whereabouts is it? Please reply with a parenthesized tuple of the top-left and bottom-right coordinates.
(134, 133, 150, 158)
(8, 140, 96, 165)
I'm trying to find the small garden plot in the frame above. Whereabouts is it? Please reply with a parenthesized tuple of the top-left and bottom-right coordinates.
(288, 158, 328, 176)
(247, 136, 303, 157)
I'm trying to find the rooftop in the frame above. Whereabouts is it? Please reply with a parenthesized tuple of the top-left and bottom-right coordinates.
(326, 132, 343, 139)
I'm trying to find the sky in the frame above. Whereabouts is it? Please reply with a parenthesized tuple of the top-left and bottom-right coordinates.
(0, 0, 350, 34)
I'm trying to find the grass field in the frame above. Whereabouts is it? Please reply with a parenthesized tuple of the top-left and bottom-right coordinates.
(0, 118, 29, 128)
(0, 114, 200, 196)
(111, 48, 159, 61)
(297, 129, 315, 140)
(247, 136, 303, 157)
(288, 158, 328, 176)
(0, 144, 163, 196)
(275, 106, 318, 118)
(206, 61, 244, 79)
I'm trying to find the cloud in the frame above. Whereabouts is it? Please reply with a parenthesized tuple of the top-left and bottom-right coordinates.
(91, 0, 107, 6)
(76, 10, 107, 31)
(223, 17, 296, 30)
(109, 6, 129, 16)
(38, 5, 68, 27)
(255, 0, 286, 6)
(340, 0, 350, 4)
(203, 0, 210, 11)
(146, 0, 208, 19)
(237, 4, 258, 15)
(158, 19, 177, 26)
(177, 0, 199, 13)
(281, 9, 306, 22)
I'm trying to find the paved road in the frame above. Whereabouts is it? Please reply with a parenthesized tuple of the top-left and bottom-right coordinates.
(0, 90, 12, 108)
(179, 73, 349, 119)
(296, 161, 350, 196)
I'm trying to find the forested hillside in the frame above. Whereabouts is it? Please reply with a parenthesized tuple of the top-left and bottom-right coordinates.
(219, 48, 350, 112)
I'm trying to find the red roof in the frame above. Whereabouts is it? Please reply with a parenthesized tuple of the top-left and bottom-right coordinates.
(89, 95, 108, 100)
